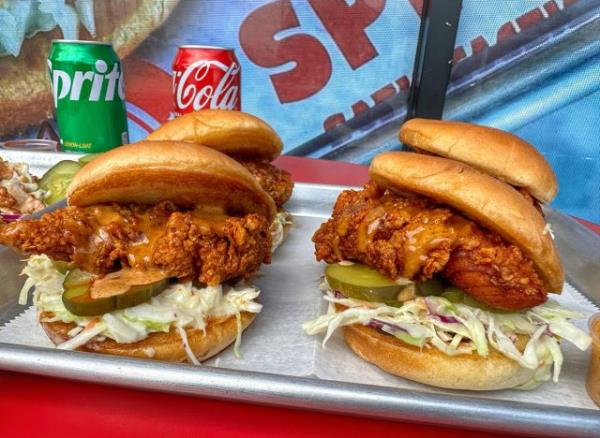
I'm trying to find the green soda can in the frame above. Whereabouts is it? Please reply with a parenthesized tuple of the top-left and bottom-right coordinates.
(47, 40, 129, 153)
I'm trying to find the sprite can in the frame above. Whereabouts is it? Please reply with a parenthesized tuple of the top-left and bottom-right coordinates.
(47, 40, 129, 153)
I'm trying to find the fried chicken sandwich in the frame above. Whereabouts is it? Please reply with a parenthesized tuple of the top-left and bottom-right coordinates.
(304, 123, 591, 391)
(147, 110, 294, 251)
(0, 140, 275, 363)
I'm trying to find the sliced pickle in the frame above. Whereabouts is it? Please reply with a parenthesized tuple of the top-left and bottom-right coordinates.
(325, 263, 408, 305)
(39, 160, 81, 204)
(441, 286, 508, 313)
(417, 277, 444, 296)
(63, 269, 93, 288)
(52, 260, 76, 275)
(62, 269, 168, 316)
(463, 294, 493, 311)
(441, 287, 465, 303)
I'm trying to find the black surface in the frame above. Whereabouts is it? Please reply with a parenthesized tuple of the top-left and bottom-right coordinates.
(406, 0, 462, 122)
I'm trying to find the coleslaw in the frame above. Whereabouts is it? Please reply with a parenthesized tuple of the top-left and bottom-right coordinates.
(19, 255, 262, 362)
(0, 159, 45, 219)
(303, 279, 592, 388)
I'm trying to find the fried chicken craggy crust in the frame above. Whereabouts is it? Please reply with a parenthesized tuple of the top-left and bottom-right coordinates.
(0, 202, 271, 285)
(313, 183, 547, 310)
(240, 160, 294, 207)
(0, 187, 17, 210)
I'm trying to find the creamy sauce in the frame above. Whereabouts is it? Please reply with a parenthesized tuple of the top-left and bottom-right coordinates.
(331, 196, 476, 279)
(74, 204, 228, 274)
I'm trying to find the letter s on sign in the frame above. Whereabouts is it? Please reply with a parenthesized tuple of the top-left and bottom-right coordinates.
(239, 0, 332, 103)
(309, 0, 385, 70)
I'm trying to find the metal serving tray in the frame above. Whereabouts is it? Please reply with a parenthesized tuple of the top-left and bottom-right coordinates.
(0, 176, 599, 436)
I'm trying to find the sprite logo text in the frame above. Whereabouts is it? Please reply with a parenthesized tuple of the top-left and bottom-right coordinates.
(48, 59, 125, 106)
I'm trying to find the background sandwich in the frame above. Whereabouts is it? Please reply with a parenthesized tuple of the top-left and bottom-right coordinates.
(1, 140, 274, 363)
(304, 123, 591, 391)
(147, 109, 294, 250)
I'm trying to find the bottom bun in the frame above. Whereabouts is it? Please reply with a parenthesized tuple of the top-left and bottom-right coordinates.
(41, 311, 255, 362)
(343, 324, 536, 390)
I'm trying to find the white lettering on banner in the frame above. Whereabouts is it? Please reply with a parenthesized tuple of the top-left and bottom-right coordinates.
(48, 60, 124, 103)
(175, 60, 240, 111)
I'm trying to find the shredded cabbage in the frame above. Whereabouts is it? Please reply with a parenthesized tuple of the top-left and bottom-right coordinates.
(271, 211, 293, 252)
(0, 159, 45, 215)
(20, 255, 262, 362)
(303, 280, 592, 386)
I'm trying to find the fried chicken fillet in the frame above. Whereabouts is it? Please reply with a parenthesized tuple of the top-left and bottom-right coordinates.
(240, 160, 293, 208)
(313, 183, 546, 310)
(0, 201, 272, 286)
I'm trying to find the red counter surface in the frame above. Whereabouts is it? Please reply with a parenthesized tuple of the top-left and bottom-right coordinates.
(0, 156, 597, 438)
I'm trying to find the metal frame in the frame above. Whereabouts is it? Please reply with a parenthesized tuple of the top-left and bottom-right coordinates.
(0, 342, 598, 437)
(0, 182, 598, 436)
(406, 0, 462, 121)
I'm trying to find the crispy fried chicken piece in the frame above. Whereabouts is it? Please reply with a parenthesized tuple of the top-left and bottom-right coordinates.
(0, 161, 13, 180)
(152, 210, 271, 284)
(0, 202, 271, 285)
(0, 187, 17, 210)
(313, 183, 547, 310)
(442, 234, 546, 310)
(240, 160, 294, 207)
(0, 206, 92, 261)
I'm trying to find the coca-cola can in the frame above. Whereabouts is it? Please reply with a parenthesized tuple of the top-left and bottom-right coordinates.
(172, 45, 241, 116)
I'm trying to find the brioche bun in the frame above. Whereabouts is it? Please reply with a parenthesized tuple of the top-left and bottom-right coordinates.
(369, 152, 563, 292)
(0, 0, 179, 135)
(41, 311, 255, 362)
(68, 140, 276, 221)
(343, 324, 535, 390)
(399, 119, 557, 203)
(147, 110, 283, 161)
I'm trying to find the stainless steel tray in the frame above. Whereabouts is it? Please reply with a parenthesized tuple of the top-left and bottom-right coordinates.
(0, 181, 599, 436)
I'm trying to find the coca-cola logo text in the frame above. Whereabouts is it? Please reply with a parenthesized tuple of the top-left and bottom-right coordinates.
(173, 60, 240, 112)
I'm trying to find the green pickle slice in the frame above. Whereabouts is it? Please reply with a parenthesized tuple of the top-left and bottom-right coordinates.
(325, 263, 409, 305)
(325, 263, 504, 312)
(39, 160, 82, 205)
(417, 277, 444, 296)
(440, 286, 508, 312)
(441, 287, 465, 304)
(62, 269, 168, 316)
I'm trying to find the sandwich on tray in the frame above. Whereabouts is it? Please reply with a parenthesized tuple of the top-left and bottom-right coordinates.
(0, 141, 274, 363)
(304, 119, 591, 390)
(147, 109, 294, 251)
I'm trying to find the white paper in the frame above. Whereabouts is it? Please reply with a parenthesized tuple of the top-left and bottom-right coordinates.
(0, 215, 598, 410)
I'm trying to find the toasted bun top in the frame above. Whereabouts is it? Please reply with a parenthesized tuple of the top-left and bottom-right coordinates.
(147, 110, 283, 161)
(68, 141, 276, 221)
(399, 119, 558, 203)
(370, 152, 563, 292)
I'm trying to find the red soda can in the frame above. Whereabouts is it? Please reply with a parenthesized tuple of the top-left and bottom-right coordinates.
(172, 45, 241, 115)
